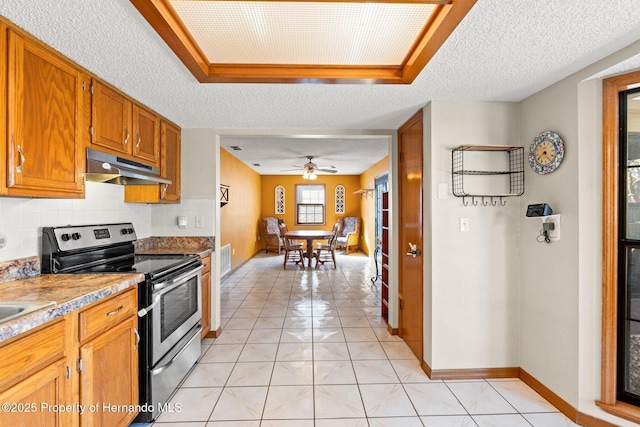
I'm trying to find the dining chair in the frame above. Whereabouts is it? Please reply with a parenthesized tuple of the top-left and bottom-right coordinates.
(315, 222, 341, 269)
(278, 223, 305, 270)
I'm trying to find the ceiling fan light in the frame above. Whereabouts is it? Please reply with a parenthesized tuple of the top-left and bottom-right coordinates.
(309, 171, 317, 180)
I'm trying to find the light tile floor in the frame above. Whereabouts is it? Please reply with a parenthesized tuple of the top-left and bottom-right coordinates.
(149, 252, 579, 427)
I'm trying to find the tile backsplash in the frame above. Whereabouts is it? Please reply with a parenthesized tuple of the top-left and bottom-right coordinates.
(0, 181, 215, 262)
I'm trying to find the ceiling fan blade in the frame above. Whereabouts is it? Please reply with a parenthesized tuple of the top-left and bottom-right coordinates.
(316, 168, 338, 173)
(280, 167, 305, 172)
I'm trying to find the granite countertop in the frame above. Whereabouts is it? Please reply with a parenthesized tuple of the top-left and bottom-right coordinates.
(136, 247, 212, 258)
(134, 236, 214, 259)
(0, 273, 144, 343)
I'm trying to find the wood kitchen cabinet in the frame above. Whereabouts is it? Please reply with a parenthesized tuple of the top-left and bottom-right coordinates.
(0, 288, 139, 427)
(201, 254, 211, 338)
(2, 24, 87, 198)
(90, 79, 160, 168)
(124, 120, 181, 203)
(78, 288, 138, 427)
(0, 317, 74, 427)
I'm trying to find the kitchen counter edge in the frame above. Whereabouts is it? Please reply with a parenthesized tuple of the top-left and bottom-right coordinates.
(0, 273, 145, 343)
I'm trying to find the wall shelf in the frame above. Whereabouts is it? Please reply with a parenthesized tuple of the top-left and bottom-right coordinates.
(451, 145, 524, 206)
(353, 188, 375, 199)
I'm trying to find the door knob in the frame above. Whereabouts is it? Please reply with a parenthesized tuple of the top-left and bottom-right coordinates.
(406, 242, 421, 257)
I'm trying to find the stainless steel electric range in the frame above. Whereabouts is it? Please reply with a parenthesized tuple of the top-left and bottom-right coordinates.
(41, 223, 203, 423)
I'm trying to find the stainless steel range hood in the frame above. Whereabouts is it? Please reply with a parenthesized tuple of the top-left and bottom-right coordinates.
(85, 148, 171, 186)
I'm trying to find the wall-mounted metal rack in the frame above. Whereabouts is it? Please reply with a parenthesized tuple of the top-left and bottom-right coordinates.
(451, 145, 524, 206)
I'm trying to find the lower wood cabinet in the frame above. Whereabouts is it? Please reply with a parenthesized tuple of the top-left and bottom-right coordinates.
(79, 316, 138, 427)
(0, 287, 139, 427)
(201, 254, 211, 338)
(77, 288, 138, 427)
(0, 317, 73, 427)
(0, 359, 71, 427)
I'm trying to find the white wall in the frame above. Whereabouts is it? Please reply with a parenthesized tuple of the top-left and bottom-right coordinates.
(0, 181, 215, 262)
(427, 101, 522, 370)
(518, 39, 640, 426)
(519, 74, 581, 407)
(181, 129, 221, 333)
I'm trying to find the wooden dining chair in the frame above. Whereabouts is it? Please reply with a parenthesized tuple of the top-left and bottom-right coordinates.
(315, 222, 341, 269)
(279, 223, 305, 270)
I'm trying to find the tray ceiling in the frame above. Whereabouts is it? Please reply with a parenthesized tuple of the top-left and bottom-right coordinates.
(130, 0, 476, 84)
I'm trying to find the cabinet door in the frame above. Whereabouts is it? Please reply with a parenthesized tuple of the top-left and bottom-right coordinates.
(6, 29, 86, 197)
(0, 359, 72, 427)
(201, 270, 211, 338)
(160, 121, 181, 202)
(79, 317, 138, 427)
(90, 80, 132, 155)
(132, 104, 160, 166)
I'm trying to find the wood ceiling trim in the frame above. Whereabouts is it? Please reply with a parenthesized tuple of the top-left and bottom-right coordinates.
(130, 0, 476, 84)
(402, 0, 476, 83)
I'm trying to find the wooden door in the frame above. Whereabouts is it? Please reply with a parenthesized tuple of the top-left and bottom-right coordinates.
(6, 29, 85, 197)
(132, 104, 160, 166)
(398, 110, 424, 360)
(0, 359, 72, 427)
(90, 79, 132, 155)
(79, 318, 138, 427)
(160, 121, 181, 202)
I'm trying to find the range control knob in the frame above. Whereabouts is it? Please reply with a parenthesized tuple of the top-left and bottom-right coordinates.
(127, 228, 134, 234)
(60, 233, 70, 242)
(71, 232, 81, 240)
(120, 228, 128, 235)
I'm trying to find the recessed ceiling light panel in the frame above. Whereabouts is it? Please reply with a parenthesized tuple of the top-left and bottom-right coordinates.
(170, 1, 436, 66)
(131, 0, 477, 84)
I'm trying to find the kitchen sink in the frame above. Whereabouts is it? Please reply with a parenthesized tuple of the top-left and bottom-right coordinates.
(0, 301, 56, 324)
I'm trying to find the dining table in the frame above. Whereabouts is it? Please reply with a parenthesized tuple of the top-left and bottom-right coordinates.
(284, 229, 334, 267)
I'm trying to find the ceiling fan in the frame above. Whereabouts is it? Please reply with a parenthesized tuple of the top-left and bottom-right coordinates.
(281, 156, 338, 177)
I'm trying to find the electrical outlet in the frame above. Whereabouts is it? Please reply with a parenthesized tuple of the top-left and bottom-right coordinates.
(541, 214, 561, 241)
(0, 233, 6, 249)
(195, 215, 203, 228)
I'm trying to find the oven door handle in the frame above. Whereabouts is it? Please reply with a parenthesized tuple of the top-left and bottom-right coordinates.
(138, 294, 161, 318)
(151, 324, 202, 376)
(154, 265, 204, 292)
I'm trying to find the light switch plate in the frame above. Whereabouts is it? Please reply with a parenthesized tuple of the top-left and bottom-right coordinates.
(459, 218, 469, 232)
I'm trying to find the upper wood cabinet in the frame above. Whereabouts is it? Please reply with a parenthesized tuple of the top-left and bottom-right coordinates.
(90, 79, 160, 168)
(3, 26, 86, 198)
(133, 104, 161, 164)
(160, 120, 181, 202)
(124, 120, 181, 203)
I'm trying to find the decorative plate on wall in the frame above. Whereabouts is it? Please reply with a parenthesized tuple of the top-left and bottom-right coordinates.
(528, 130, 565, 174)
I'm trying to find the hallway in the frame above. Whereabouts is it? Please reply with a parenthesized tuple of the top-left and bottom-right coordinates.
(152, 252, 578, 426)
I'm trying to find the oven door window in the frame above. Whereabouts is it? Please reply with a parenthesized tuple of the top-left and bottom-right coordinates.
(160, 275, 199, 341)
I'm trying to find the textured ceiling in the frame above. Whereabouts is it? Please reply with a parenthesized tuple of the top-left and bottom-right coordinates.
(2, 0, 640, 174)
(220, 136, 390, 175)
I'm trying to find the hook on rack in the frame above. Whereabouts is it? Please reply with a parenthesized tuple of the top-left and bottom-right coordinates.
(482, 197, 489, 207)
(472, 196, 478, 207)
(491, 197, 498, 206)
(462, 197, 469, 207)
(500, 197, 507, 207)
